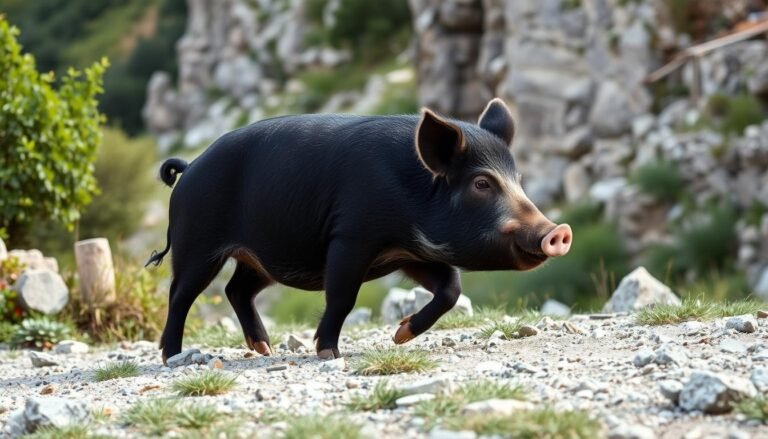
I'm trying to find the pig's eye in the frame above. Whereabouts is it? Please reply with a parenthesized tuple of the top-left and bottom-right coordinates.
(474, 178, 491, 190)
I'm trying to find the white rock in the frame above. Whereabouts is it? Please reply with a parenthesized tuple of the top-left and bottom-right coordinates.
(166, 349, 201, 368)
(680, 321, 705, 335)
(14, 397, 89, 436)
(659, 380, 682, 404)
(725, 315, 758, 334)
(396, 393, 435, 407)
(719, 338, 748, 354)
(318, 357, 346, 373)
(750, 367, 768, 392)
(13, 269, 69, 315)
(344, 307, 372, 326)
(399, 376, 455, 395)
(53, 340, 89, 355)
(461, 398, 533, 415)
(634, 350, 655, 368)
(603, 267, 680, 313)
(654, 343, 688, 367)
(679, 370, 757, 414)
(29, 352, 59, 368)
(541, 299, 571, 317)
(608, 424, 656, 439)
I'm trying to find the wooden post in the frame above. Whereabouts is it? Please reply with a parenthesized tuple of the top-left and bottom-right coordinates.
(74, 238, 116, 306)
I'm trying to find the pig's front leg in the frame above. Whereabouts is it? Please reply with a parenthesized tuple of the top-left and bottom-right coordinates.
(314, 240, 375, 360)
(394, 263, 462, 344)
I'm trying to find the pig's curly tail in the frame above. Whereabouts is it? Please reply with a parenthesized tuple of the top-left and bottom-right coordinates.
(159, 158, 188, 187)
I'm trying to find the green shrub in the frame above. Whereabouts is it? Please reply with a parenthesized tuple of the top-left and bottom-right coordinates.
(323, 0, 411, 60)
(11, 318, 71, 350)
(631, 161, 685, 202)
(0, 17, 107, 245)
(0, 321, 18, 344)
(706, 93, 766, 136)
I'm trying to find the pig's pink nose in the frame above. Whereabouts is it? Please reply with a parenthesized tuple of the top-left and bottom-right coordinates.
(541, 224, 572, 257)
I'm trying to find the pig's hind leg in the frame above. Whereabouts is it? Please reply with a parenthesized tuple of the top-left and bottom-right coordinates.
(393, 263, 462, 344)
(160, 255, 226, 364)
(225, 262, 273, 355)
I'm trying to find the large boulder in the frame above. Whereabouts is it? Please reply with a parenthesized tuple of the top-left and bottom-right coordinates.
(13, 269, 69, 315)
(679, 371, 757, 414)
(603, 267, 680, 313)
(381, 287, 472, 324)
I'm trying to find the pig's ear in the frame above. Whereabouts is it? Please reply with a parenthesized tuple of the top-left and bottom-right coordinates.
(415, 108, 465, 176)
(478, 98, 515, 146)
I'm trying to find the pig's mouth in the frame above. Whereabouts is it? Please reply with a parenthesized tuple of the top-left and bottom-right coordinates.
(512, 243, 548, 270)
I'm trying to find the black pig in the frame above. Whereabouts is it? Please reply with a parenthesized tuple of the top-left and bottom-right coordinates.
(147, 98, 572, 363)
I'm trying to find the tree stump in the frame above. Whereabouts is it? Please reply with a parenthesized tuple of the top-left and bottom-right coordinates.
(74, 238, 116, 306)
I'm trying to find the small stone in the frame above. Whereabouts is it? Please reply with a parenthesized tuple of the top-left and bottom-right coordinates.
(267, 364, 288, 372)
(719, 338, 748, 354)
(725, 315, 758, 334)
(53, 340, 89, 354)
(562, 321, 585, 334)
(208, 358, 223, 369)
(654, 343, 687, 366)
(591, 328, 607, 339)
(396, 393, 435, 407)
(461, 398, 533, 415)
(603, 267, 680, 313)
(518, 325, 539, 337)
(757, 310, 768, 319)
(680, 321, 705, 336)
(751, 367, 768, 392)
(679, 370, 757, 414)
(39, 385, 55, 395)
(608, 424, 655, 439)
(589, 313, 614, 320)
(633, 350, 655, 368)
(286, 334, 307, 352)
(659, 380, 683, 404)
(166, 349, 200, 368)
(19, 397, 89, 434)
(442, 337, 457, 347)
(29, 352, 59, 368)
(399, 377, 454, 395)
(318, 357, 346, 372)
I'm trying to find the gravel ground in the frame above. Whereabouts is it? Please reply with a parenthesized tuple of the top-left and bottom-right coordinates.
(1, 313, 768, 438)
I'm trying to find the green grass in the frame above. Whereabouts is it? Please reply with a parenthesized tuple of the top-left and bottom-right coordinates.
(122, 398, 227, 436)
(171, 371, 237, 397)
(282, 415, 364, 439)
(23, 425, 108, 439)
(477, 312, 542, 340)
(630, 161, 684, 202)
(736, 395, 768, 422)
(635, 297, 764, 325)
(443, 407, 601, 438)
(351, 347, 437, 376)
(346, 380, 407, 411)
(415, 380, 528, 426)
(434, 306, 506, 330)
(93, 361, 140, 382)
(186, 326, 243, 348)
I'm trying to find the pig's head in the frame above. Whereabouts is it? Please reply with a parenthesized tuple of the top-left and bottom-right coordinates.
(413, 98, 572, 271)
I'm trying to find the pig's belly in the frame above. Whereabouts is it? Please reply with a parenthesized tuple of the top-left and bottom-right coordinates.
(266, 262, 404, 291)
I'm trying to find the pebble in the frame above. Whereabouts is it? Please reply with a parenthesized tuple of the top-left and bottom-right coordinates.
(659, 380, 683, 404)
(266, 364, 288, 372)
(633, 350, 655, 368)
(654, 343, 687, 366)
(287, 334, 307, 352)
(725, 315, 758, 334)
(757, 310, 768, 319)
(399, 376, 454, 395)
(166, 349, 201, 368)
(53, 340, 90, 354)
(29, 352, 59, 368)
(395, 393, 435, 407)
(518, 325, 539, 337)
(442, 337, 457, 347)
(679, 371, 757, 414)
(461, 398, 533, 415)
(318, 357, 346, 372)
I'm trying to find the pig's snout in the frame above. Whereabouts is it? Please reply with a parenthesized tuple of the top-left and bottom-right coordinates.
(541, 224, 572, 257)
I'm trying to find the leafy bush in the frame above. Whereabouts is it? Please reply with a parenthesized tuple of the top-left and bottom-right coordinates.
(11, 318, 71, 350)
(631, 161, 685, 202)
(0, 17, 107, 245)
(0, 321, 17, 344)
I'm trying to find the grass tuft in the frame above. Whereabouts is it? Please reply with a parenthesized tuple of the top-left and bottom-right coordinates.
(737, 395, 768, 422)
(477, 312, 541, 340)
(415, 380, 528, 426)
(93, 361, 140, 382)
(346, 380, 407, 411)
(635, 297, 764, 326)
(282, 415, 363, 439)
(122, 398, 224, 436)
(434, 306, 506, 330)
(23, 425, 102, 439)
(171, 371, 237, 397)
(352, 347, 436, 376)
(443, 407, 601, 438)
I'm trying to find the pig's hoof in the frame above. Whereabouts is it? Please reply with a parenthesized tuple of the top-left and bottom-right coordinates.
(393, 322, 415, 344)
(246, 337, 272, 356)
(317, 348, 340, 360)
